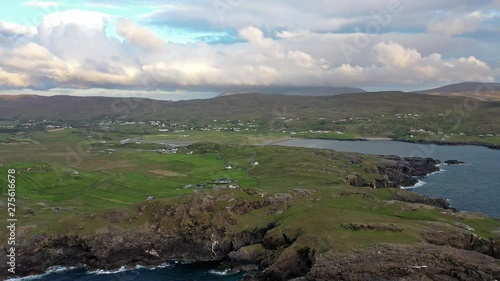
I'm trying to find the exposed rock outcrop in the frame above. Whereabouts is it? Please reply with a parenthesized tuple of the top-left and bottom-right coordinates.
(445, 159, 465, 165)
(300, 244, 500, 281)
(390, 191, 455, 210)
(373, 156, 440, 188)
(345, 156, 441, 188)
(0, 189, 315, 280)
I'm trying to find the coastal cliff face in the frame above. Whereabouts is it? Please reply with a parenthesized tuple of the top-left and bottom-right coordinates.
(2, 187, 500, 281)
(3, 189, 316, 279)
(344, 156, 440, 188)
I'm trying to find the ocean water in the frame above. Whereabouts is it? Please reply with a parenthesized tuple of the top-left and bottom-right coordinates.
(7, 262, 244, 281)
(277, 139, 500, 218)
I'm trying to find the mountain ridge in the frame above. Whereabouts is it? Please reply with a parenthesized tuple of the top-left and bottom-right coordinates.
(415, 82, 500, 101)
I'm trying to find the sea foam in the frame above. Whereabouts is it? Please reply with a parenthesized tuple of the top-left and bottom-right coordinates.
(6, 266, 76, 281)
(401, 180, 427, 189)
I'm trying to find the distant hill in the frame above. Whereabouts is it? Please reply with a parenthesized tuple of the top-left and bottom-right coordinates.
(1, 92, 499, 127)
(416, 82, 500, 101)
(0, 95, 166, 120)
(217, 86, 366, 97)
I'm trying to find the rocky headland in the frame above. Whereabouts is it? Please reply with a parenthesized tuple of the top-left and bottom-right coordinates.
(1, 155, 499, 281)
(344, 155, 440, 189)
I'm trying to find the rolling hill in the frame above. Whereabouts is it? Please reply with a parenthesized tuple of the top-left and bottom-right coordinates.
(416, 82, 500, 101)
(1, 92, 500, 125)
(0, 95, 166, 120)
(217, 86, 366, 97)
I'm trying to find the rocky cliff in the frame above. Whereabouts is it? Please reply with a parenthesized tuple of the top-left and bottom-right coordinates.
(1, 186, 499, 281)
(344, 156, 440, 188)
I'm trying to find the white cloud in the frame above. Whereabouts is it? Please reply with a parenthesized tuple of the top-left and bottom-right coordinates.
(0, 21, 36, 36)
(428, 11, 492, 36)
(0, 69, 31, 87)
(0, 6, 498, 93)
(238, 26, 274, 48)
(374, 42, 422, 68)
(116, 18, 165, 51)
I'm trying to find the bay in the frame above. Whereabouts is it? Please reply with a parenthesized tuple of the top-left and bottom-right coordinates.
(276, 138, 500, 218)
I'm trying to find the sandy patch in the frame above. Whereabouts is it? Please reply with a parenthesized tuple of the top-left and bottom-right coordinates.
(47, 128, 66, 133)
(149, 169, 187, 177)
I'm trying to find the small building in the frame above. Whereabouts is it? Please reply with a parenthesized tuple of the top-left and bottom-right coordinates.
(215, 178, 231, 184)
(147, 196, 155, 201)
(251, 161, 259, 166)
(69, 171, 80, 176)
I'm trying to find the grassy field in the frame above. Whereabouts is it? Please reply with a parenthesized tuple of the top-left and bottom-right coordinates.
(141, 130, 290, 145)
(0, 126, 499, 255)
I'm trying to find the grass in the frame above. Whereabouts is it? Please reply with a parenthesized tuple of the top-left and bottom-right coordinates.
(141, 130, 289, 145)
(0, 127, 498, 257)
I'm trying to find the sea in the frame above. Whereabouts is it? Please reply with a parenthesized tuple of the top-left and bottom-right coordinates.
(277, 138, 500, 218)
(7, 262, 244, 281)
(9, 139, 499, 281)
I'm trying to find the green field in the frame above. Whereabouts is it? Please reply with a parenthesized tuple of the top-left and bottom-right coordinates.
(0, 127, 499, 248)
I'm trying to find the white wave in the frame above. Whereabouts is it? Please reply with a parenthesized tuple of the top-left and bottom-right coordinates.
(208, 268, 239, 276)
(428, 168, 446, 176)
(87, 266, 128, 275)
(6, 266, 76, 281)
(88, 262, 175, 274)
(144, 262, 175, 270)
(6, 262, 176, 281)
(173, 259, 195, 265)
(401, 180, 427, 189)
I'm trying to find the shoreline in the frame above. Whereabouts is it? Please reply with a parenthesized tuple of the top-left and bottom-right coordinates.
(6, 260, 235, 281)
(274, 136, 500, 150)
(396, 138, 500, 150)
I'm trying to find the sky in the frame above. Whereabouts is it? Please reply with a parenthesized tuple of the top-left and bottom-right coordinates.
(0, 0, 499, 100)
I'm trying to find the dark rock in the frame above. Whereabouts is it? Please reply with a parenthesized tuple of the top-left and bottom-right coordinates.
(341, 222, 402, 232)
(303, 244, 500, 281)
(445, 160, 465, 165)
(245, 246, 314, 281)
(228, 244, 271, 264)
(391, 191, 454, 210)
(371, 156, 440, 188)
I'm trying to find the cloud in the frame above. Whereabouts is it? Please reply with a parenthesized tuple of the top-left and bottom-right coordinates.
(374, 42, 422, 68)
(238, 26, 273, 48)
(116, 18, 165, 51)
(0, 22, 36, 37)
(0, 69, 31, 87)
(428, 11, 493, 36)
(0, 2, 498, 94)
